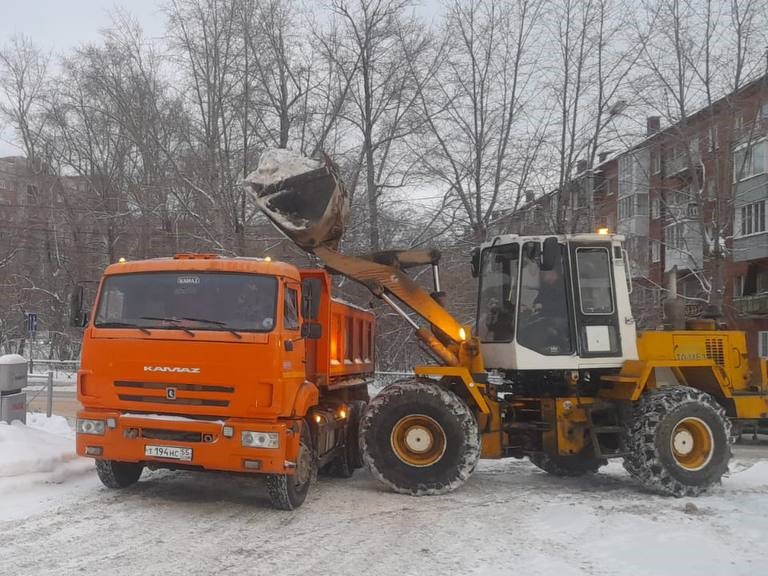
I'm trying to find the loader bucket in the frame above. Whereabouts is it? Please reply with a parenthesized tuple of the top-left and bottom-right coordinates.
(243, 148, 349, 251)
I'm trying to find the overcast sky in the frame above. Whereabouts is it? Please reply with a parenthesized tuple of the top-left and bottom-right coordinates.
(0, 0, 165, 155)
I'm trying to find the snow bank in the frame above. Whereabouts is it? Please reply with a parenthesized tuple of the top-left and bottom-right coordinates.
(244, 148, 322, 188)
(0, 413, 77, 478)
(724, 461, 768, 490)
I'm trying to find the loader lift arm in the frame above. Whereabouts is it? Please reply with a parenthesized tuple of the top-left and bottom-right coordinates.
(314, 246, 468, 367)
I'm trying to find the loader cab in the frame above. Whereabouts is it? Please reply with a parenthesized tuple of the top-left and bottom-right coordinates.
(475, 234, 638, 371)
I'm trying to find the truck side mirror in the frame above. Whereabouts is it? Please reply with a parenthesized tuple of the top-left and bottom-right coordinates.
(470, 247, 480, 278)
(301, 278, 321, 320)
(69, 285, 87, 327)
(541, 237, 559, 271)
(301, 322, 322, 340)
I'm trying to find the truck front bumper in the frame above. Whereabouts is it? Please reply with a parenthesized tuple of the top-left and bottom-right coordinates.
(76, 409, 301, 475)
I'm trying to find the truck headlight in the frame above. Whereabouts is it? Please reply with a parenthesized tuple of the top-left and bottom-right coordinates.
(241, 431, 279, 449)
(77, 419, 106, 436)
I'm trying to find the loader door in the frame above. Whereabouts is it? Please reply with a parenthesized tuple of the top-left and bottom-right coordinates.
(568, 243, 622, 357)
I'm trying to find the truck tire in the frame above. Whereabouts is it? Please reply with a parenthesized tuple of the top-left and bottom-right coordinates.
(529, 452, 605, 476)
(360, 379, 480, 495)
(266, 422, 315, 510)
(95, 459, 144, 489)
(330, 400, 367, 478)
(623, 385, 731, 497)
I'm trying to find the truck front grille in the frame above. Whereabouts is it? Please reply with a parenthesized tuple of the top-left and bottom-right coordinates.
(141, 428, 204, 442)
(114, 380, 232, 407)
(114, 381, 234, 393)
(117, 394, 229, 407)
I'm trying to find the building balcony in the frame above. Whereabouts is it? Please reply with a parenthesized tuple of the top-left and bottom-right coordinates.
(733, 293, 768, 315)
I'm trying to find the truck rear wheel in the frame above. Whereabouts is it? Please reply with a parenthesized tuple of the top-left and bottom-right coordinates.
(95, 459, 144, 489)
(623, 386, 731, 497)
(529, 452, 605, 476)
(360, 379, 480, 495)
(266, 422, 315, 510)
(330, 400, 367, 478)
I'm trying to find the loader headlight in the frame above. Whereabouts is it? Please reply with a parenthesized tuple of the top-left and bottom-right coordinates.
(241, 431, 279, 449)
(77, 419, 106, 436)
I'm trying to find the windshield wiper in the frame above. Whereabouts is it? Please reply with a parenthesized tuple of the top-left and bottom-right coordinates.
(182, 317, 242, 339)
(139, 316, 195, 337)
(95, 321, 151, 335)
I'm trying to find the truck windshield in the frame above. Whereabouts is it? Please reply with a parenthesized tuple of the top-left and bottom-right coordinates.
(94, 272, 278, 332)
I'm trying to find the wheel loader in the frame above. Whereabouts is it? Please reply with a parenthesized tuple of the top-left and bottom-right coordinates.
(244, 149, 768, 497)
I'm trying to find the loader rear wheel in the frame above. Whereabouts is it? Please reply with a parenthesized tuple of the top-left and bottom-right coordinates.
(95, 460, 144, 489)
(266, 422, 315, 510)
(528, 452, 605, 477)
(360, 379, 480, 495)
(623, 385, 731, 497)
(329, 400, 367, 478)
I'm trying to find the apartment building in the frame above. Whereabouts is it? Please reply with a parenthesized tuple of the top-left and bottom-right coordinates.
(496, 74, 768, 364)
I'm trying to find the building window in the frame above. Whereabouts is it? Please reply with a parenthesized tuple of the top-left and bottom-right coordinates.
(650, 240, 661, 263)
(706, 180, 716, 199)
(708, 125, 719, 151)
(734, 139, 767, 181)
(736, 200, 767, 237)
(651, 197, 661, 219)
(665, 223, 685, 249)
(734, 276, 744, 297)
(762, 103, 768, 120)
(652, 151, 661, 174)
(759, 332, 768, 359)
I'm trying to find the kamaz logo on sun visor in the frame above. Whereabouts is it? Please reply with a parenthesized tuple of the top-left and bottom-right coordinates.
(144, 366, 201, 374)
(177, 275, 200, 285)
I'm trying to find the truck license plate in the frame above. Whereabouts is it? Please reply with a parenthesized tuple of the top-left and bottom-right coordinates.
(144, 445, 193, 461)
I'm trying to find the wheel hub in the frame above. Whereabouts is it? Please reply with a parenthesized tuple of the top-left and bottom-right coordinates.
(295, 442, 311, 485)
(670, 417, 714, 471)
(390, 414, 447, 467)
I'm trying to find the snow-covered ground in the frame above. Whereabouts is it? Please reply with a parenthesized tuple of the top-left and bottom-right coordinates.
(1, 415, 766, 576)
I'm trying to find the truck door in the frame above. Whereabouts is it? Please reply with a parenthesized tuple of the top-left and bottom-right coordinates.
(281, 282, 306, 383)
(568, 242, 622, 357)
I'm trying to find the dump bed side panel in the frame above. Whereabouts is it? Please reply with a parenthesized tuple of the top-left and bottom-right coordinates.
(328, 300, 375, 383)
(299, 269, 375, 389)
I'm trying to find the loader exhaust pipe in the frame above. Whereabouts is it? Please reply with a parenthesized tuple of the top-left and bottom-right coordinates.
(243, 149, 349, 251)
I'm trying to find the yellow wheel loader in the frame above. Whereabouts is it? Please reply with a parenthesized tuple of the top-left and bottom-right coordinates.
(244, 149, 768, 497)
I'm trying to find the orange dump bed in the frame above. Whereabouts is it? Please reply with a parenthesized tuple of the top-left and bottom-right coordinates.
(299, 269, 375, 389)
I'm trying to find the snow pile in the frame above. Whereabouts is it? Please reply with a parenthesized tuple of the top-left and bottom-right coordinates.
(725, 460, 768, 489)
(0, 413, 77, 478)
(244, 148, 322, 189)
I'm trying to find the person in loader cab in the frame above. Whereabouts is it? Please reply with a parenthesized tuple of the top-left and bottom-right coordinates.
(524, 262, 571, 354)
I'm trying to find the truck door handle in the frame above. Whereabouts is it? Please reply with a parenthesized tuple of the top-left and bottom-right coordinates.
(284, 340, 294, 352)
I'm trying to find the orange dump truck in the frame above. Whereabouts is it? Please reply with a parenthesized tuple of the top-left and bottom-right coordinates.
(72, 253, 374, 509)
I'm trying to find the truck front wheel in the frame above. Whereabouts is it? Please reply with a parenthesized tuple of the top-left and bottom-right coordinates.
(95, 460, 144, 489)
(360, 379, 480, 495)
(266, 422, 315, 510)
(623, 385, 731, 497)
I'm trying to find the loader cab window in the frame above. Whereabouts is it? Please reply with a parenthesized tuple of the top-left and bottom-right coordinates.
(477, 243, 519, 342)
(575, 247, 614, 314)
(517, 241, 573, 355)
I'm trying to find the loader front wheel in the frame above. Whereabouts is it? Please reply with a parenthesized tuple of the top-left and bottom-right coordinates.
(360, 379, 480, 495)
(623, 385, 731, 497)
(528, 452, 605, 477)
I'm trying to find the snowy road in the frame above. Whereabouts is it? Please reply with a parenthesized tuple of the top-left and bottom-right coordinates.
(2, 448, 767, 576)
